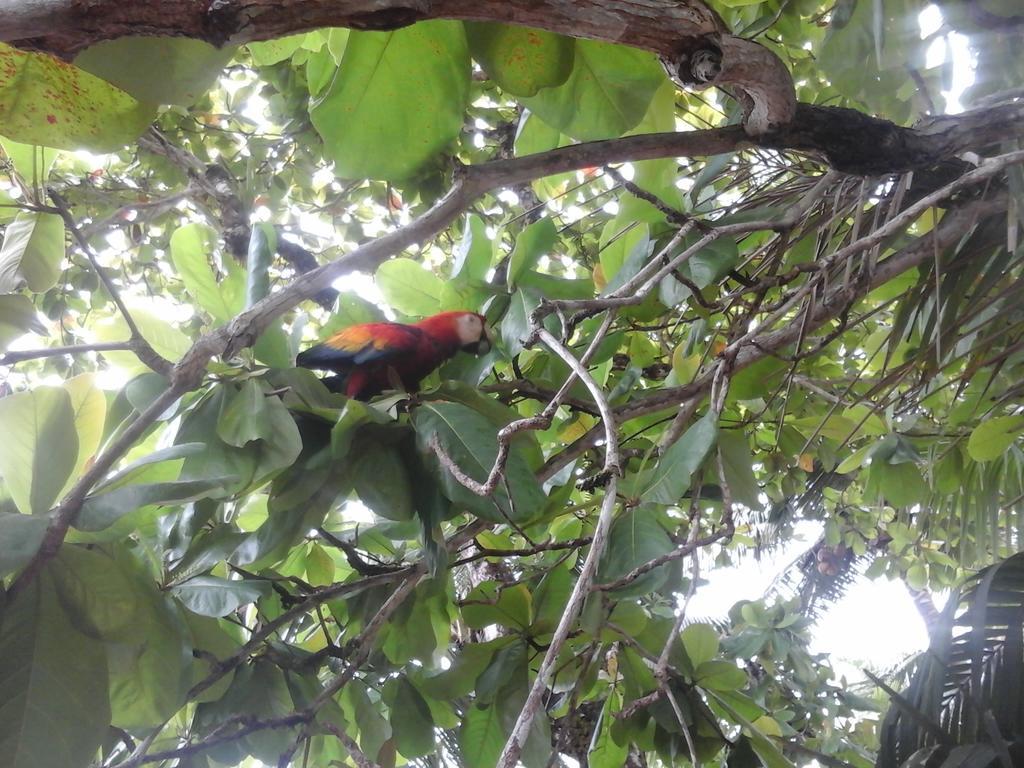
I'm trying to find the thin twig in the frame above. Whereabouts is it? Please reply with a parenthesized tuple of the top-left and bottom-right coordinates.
(0, 341, 135, 365)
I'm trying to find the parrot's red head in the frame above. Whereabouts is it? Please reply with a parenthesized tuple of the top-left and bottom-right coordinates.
(415, 311, 494, 356)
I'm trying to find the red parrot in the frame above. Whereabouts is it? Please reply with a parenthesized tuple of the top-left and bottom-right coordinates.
(296, 310, 494, 400)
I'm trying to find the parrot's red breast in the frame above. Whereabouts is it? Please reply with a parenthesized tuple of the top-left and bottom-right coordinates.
(296, 310, 493, 399)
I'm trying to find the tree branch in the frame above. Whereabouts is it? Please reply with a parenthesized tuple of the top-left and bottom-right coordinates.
(47, 188, 172, 375)
(0, 341, 135, 365)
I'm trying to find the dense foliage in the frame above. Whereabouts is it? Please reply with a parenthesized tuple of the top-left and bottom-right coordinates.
(0, 1, 1022, 767)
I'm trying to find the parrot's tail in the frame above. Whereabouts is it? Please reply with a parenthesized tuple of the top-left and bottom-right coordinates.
(295, 345, 347, 370)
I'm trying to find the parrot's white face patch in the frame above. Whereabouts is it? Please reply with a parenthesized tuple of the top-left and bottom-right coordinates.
(455, 313, 492, 354)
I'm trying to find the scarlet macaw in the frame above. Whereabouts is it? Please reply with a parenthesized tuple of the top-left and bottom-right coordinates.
(296, 310, 494, 399)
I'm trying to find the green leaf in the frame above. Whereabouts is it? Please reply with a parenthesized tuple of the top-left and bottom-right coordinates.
(0, 138, 59, 183)
(588, 693, 628, 768)
(413, 401, 546, 524)
(178, 385, 302, 495)
(0, 573, 111, 768)
(217, 378, 275, 447)
(508, 217, 556, 289)
(501, 287, 541, 357)
(93, 442, 204, 493)
(681, 623, 720, 669)
(74, 38, 233, 106)
(321, 293, 387, 338)
(375, 257, 444, 316)
(305, 543, 336, 586)
(185, 612, 240, 704)
(460, 701, 505, 768)
(0, 386, 77, 514)
(310, 21, 471, 180)
(718, 431, 761, 509)
(642, 412, 718, 505)
(696, 659, 748, 691)
(389, 679, 435, 758)
(0, 513, 50, 577)
(88, 547, 193, 728)
(452, 214, 494, 282)
(707, 690, 795, 768)
(171, 576, 270, 617)
(76, 477, 231, 532)
(351, 438, 415, 521)
(0, 43, 156, 151)
(531, 566, 574, 633)
(0, 211, 65, 293)
(866, 461, 927, 508)
(521, 39, 665, 141)
(60, 374, 106, 496)
(462, 582, 533, 631)
(48, 545, 149, 641)
(0, 294, 46, 350)
(246, 222, 276, 308)
(967, 414, 1024, 462)
(170, 223, 235, 323)
(466, 23, 574, 97)
(597, 512, 676, 597)
(248, 35, 309, 66)
(92, 306, 192, 372)
(675, 235, 740, 289)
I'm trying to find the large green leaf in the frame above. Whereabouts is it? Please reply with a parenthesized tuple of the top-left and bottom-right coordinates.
(59, 374, 106, 497)
(0, 294, 46, 350)
(0, 386, 78, 515)
(0, 573, 111, 768)
(521, 39, 665, 141)
(76, 477, 231, 532)
(310, 21, 471, 180)
(642, 411, 719, 505)
(48, 544, 157, 644)
(681, 623, 721, 669)
(184, 612, 240, 704)
(508, 217, 557, 290)
(413, 401, 546, 524)
(92, 306, 192, 373)
(74, 37, 234, 106)
(452, 214, 494, 282)
(171, 575, 270, 617)
(0, 211, 65, 293)
(83, 547, 193, 728)
(388, 679, 435, 758)
(248, 34, 311, 66)
(462, 582, 533, 631)
(170, 223, 236, 323)
(967, 414, 1024, 462)
(178, 384, 302, 495)
(588, 693, 628, 768)
(0, 43, 156, 151)
(597, 512, 677, 597)
(351, 437, 415, 521)
(460, 701, 505, 768)
(465, 23, 574, 97)
(0, 513, 50, 577)
(0, 138, 59, 183)
(718, 431, 761, 509)
(375, 257, 443, 316)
